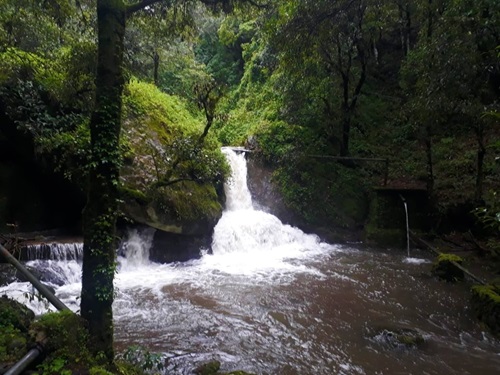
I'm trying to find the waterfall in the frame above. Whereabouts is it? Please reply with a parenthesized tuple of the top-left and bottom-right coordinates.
(221, 147, 253, 211)
(24, 242, 83, 261)
(211, 148, 329, 259)
(118, 228, 155, 270)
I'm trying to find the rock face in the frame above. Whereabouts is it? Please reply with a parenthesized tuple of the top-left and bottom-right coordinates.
(150, 230, 211, 263)
(246, 156, 299, 226)
(365, 187, 430, 247)
(121, 182, 223, 236)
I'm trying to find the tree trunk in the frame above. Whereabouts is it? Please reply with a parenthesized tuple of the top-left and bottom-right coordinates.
(81, 0, 126, 365)
(424, 124, 434, 195)
(340, 110, 351, 157)
(475, 125, 486, 202)
(153, 50, 160, 86)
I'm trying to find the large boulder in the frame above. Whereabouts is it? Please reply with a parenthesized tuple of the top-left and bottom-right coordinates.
(119, 81, 226, 245)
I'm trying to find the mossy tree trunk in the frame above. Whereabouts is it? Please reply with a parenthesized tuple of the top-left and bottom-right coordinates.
(81, 0, 126, 364)
(80, 0, 234, 366)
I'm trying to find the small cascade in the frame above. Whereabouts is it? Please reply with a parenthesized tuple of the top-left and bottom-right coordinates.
(119, 228, 155, 270)
(24, 242, 83, 261)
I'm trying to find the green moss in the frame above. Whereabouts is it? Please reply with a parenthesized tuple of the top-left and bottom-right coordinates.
(153, 182, 222, 223)
(395, 334, 425, 347)
(471, 285, 500, 336)
(119, 187, 150, 205)
(431, 253, 465, 282)
(436, 253, 463, 263)
(222, 372, 257, 375)
(30, 310, 94, 373)
(0, 325, 29, 364)
(123, 79, 201, 142)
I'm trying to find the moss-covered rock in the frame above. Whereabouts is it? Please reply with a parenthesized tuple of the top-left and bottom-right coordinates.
(30, 310, 89, 359)
(121, 181, 223, 236)
(0, 296, 35, 365)
(119, 80, 226, 240)
(370, 326, 426, 350)
(194, 360, 221, 375)
(0, 295, 35, 332)
(471, 284, 500, 336)
(431, 253, 465, 282)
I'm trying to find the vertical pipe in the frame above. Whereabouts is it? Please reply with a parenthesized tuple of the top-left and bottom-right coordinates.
(403, 201, 410, 257)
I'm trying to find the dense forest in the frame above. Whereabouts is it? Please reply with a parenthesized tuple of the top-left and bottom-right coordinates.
(0, 0, 499, 373)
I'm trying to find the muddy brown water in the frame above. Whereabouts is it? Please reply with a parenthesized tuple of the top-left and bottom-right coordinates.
(110, 247, 500, 375)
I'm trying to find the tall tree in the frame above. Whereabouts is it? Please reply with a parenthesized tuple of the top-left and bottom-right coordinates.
(81, 0, 266, 365)
(271, 0, 371, 156)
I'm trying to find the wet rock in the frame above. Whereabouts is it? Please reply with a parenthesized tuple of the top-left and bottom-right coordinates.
(0, 264, 16, 286)
(150, 230, 210, 263)
(471, 284, 500, 336)
(369, 326, 426, 350)
(194, 360, 221, 375)
(15, 265, 65, 286)
(121, 182, 223, 236)
(431, 253, 464, 282)
(246, 156, 300, 227)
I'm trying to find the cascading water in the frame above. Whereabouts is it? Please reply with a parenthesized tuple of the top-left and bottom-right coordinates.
(209, 148, 332, 274)
(1, 148, 500, 375)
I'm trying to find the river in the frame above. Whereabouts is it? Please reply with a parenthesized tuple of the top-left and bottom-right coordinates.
(1, 148, 499, 374)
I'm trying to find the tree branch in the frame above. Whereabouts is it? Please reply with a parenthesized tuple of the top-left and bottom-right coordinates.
(126, 0, 164, 16)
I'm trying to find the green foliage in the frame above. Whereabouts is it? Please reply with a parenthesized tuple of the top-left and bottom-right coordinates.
(120, 345, 164, 374)
(273, 159, 369, 229)
(0, 296, 34, 364)
(123, 79, 201, 137)
(30, 310, 143, 374)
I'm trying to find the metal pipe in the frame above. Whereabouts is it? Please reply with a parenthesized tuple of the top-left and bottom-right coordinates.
(4, 346, 43, 375)
(409, 231, 486, 285)
(0, 243, 70, 311)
